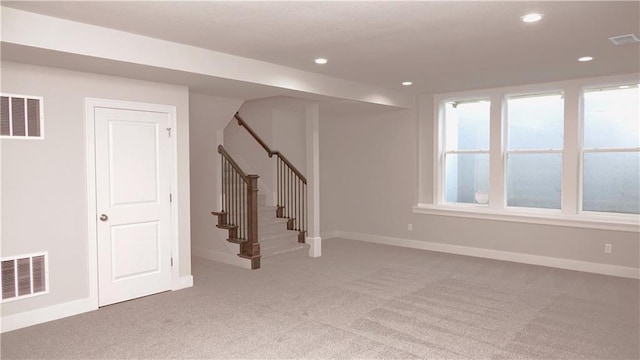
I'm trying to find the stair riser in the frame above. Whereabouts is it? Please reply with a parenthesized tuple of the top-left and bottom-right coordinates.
(257, 210, 284, 219)
(258, 231, 298, 244)
(213, 215, 279, 222)
(258, 217, 286, 224)
(258, 209, 278, 217)
(258, 221, 290, 233)
(261, 244, 310, 259)
(213, 205, 306, 260)
(213, 220, 292, 235)
(259, 230, 299, 241)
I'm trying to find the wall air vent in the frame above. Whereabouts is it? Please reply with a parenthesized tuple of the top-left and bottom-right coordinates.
(0, 93, 44, 139)
(1, 252, 49, 302)
(609, 33, 640, 46)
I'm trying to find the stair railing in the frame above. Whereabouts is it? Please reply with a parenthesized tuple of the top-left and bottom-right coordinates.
(235, 113, 307, 243)
(214, 144, 260, 269)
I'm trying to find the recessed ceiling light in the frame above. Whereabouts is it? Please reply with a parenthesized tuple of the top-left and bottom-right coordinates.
(314, 58, 328, 65)
(578, 56, 594, 62)
(618, 85, 631, 89)
(402, 81, 413, 86)
(521, 13, 543, 23)
(609, 33, 640, 46)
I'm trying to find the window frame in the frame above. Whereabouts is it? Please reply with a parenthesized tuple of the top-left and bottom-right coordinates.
(503, 91, 565, 211)
(578, 84, 640, 216)
(440, 98, 491, 206)
(418, 75, 639, 232)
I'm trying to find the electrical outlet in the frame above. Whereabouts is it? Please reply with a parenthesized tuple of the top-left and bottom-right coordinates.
(408, 223, 413, 231)
(604, 243, 612, 254)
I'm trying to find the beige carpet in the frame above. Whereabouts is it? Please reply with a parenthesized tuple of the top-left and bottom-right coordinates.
(1, 238, 638, 359)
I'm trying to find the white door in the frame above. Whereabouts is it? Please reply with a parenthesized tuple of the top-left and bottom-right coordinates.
(95, 107, 172, 306)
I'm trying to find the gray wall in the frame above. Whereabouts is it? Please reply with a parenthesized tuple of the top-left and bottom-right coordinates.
(225, 99, 307, 205)
(189, 93, 243, 257)
(273, 107, 307, 177)
(1, 61, 191, 316)
(320, 109, 417, 239)
(225, 101, 277, 197)
(320, 107, 640, 270)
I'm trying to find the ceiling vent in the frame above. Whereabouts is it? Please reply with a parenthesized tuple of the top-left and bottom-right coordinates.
(609, 33, 640, 46)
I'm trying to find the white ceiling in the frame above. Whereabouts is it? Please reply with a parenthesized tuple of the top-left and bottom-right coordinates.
(2, 1, 639, 95)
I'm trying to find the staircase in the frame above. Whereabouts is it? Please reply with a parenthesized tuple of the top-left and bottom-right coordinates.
(212, 113, 308, 269)
(258, 205, 309, 258)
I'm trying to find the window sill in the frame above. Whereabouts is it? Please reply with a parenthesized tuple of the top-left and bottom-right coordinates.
(413, 203, 640, 232)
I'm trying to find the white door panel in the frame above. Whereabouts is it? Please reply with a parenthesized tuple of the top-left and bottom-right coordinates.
(109, 121, 160, 206)
(110, 221, 160, 281)
(95, 107, 171, 306)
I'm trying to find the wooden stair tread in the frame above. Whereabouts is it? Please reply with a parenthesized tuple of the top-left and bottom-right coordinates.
(226, 237, 247, 244)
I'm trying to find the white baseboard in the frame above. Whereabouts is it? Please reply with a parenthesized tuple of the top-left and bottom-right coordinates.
(2, 276, 194, 333)
(321, 231, 339, 240)
(192, 247, 252, 269)
(174, 275, 193, 290)
(306, 236, 322, 257)
(329, 230, 640, 279)
(1, 298, 96, 333)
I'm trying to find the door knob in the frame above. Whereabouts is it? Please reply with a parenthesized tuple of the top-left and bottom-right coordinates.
(100, 214, 109, 222)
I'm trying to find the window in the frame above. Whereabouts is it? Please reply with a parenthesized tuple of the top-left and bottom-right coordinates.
(582, 85, 639, 214)
(0, 94, 44, 139)
(420, 75, 639, 230)
(506, 92, 564, 209)
(442, 99, 490, 204)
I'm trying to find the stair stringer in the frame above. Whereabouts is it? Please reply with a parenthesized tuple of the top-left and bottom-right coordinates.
(214, 226, 253, 268)
(197, 215, 253, 270)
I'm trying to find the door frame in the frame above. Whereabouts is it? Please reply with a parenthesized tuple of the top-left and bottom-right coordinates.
(85, 98, 179, 309)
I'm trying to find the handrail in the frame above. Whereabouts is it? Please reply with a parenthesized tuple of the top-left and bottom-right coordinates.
(273, 150, 307, 184)
(235, 113, 273, 157)
(235, 113, 307, 184)
(234, 112, 308, 243)
(217, 144, 248, 180)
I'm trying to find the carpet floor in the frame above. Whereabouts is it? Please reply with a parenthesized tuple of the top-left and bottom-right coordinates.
(1, 238, 638, 359)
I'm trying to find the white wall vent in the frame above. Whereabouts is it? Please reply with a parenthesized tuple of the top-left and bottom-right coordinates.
(0, 93, 44, 139)
(1, 252, 49, 303)
(609, 33, 640, 46)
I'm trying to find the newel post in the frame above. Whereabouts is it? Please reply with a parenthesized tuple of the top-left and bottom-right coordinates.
(239, 174, 261, 269)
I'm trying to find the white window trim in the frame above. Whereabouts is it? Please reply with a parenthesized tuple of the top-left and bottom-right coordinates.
(414, 203, 639, 232)
(419, 74, 640, 232)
